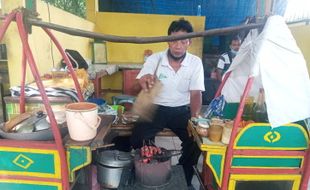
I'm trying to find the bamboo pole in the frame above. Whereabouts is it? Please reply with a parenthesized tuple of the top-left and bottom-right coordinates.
(0, 14, 264, 44)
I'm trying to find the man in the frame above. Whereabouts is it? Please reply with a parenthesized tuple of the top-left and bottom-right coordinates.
(130, 18, 205, 188)
(216, 36, 241, 80)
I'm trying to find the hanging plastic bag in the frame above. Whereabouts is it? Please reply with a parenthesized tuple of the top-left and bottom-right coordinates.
(202, 95, 226, 119)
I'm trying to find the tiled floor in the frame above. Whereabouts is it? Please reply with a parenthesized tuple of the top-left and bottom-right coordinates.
(155, 136, 203, 190)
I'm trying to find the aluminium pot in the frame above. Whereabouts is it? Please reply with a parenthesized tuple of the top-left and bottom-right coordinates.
(96, 150, 133, 189)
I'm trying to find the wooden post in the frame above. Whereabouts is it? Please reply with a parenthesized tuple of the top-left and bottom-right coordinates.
(0, 13, 264, 44)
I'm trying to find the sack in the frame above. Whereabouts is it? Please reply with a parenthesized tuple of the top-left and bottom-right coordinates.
(132, 80, 162, 121)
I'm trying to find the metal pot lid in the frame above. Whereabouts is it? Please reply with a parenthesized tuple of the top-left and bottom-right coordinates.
(97, 150, 133, 167)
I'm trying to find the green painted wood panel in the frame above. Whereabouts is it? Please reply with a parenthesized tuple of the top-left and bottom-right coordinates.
(0, 183, 58, 190)
(232, 157, 302, 168)
(0, 151, 55, 174)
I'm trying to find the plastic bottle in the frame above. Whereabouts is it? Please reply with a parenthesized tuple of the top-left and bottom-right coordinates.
(197, 5, 201, 16)
(253, 88, 268, 123)
(241, 96, 254, 121)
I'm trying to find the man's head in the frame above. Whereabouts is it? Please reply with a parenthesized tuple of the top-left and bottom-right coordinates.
(229, 36, 241, 54)
(168, 18, 193, 35)
(167, 18, 193, 60)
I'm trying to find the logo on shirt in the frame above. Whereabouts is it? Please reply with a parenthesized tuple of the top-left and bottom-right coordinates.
(158, 73, 168, 80)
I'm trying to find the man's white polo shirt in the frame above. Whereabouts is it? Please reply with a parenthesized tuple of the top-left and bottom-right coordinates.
(137, 50, 205, 107)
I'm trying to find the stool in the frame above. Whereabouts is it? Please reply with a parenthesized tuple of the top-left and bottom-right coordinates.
(112, 94, 136, 105)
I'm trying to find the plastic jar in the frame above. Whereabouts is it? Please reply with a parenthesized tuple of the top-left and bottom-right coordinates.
(208, 118, 224, 142)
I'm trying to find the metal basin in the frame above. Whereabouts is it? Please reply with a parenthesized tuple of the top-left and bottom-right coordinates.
(0, 123, 68, 141)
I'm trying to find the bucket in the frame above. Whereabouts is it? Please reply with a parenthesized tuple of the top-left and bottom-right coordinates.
(65, 102, 101, 141)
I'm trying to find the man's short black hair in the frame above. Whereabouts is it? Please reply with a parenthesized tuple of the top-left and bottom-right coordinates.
(168, 18, 193, 35)
(230, 35, 241, 43)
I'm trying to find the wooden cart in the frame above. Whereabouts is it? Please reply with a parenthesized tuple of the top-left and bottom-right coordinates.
(190, 16, 310, 190)
(189, 103, 309, 190)
(0, 9, 115, 189)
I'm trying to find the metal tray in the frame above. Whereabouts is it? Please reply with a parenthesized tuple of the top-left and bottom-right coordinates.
(0, 122, 68, 141)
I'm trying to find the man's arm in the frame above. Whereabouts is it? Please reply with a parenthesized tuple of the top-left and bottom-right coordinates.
(216, 54, 226, 81)
(190, 90, 202, 118)
(136, 53, 162, 92)
(215, 68, 223, 81)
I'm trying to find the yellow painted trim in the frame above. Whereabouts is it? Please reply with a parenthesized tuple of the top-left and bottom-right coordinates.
(13, 154, 34, 169)
(205, 149, 226, 187)
(0, 179, 62, 190)
(229, 174, 301, 190)
(200, 144, 227, 151)
(234, 123, 309, 150)
(228, 179, 236, 190)
(66, 146, 91, 182)
(0, 147, 61, 179)
(263, 131, 281, 143)
(205, 148, 227, 154)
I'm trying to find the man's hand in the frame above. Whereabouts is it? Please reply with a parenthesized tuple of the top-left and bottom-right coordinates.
(139, 74, 156, 92)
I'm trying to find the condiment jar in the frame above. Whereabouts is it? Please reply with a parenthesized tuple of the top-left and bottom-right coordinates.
(208, 118, 224, 142)
(196, 121, 209, 137)
(221, 120, 234, 144)
(242, 96, 254, 121)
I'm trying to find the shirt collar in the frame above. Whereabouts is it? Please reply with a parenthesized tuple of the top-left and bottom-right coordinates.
(162, 49, 189, 67)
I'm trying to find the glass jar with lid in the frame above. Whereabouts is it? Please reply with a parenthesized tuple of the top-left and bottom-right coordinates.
(209, 118, 224, 142)
(222, 120, 234, 144)
(242, 96, 254, 121)
(196, 120, 209, 137)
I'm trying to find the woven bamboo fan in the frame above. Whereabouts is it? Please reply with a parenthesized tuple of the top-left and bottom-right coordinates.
(132, 57, 163, 121)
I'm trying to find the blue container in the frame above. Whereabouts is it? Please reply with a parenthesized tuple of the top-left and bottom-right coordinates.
(87, 98, 106, 106)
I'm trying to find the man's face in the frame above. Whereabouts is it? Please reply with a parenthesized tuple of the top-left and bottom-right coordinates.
(168, 31, 191, 58)
(230, 40, 241, 52)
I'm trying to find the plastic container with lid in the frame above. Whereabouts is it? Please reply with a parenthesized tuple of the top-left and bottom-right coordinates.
(222, 120, 234, 144)
(196, 120, 209, 137)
